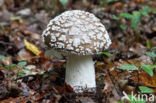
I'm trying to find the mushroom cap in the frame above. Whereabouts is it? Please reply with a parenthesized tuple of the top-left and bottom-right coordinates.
(42, 10, 111, 55)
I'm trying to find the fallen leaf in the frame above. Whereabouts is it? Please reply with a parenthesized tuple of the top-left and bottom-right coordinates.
(131, 72, 156, 87)
(16, 49, 33, 61)
(24, 39, 41, 56)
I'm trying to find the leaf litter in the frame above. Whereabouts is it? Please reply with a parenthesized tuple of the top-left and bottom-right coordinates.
(0, 0, 156, 102)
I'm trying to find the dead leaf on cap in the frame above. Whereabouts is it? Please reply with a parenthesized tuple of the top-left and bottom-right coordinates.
(24, 39, 41, 56)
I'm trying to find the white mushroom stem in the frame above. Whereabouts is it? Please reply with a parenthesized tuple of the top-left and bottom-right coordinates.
(65, 55, 96, 92)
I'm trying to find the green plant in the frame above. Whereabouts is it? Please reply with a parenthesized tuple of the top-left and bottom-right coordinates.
(146, 46, 156, 64)
(139, 86, 154, 93)
(0, 55, 6, 60)
(99, 0, 118, 6)
(113, 6, 154, 31)
(146, 40, 151, 49)
(99, 51, 111, 57)
(119, 46, 156, 76)
(59, 0, 68, 6)
(140, 65, 156, 76)
(4, 64, 17, 70)
(119, 46, 155, 103)
(107, 0, 119, 3)
(140, 6, 153, 17)
(0, 55, 28, 76)
(119, 64, 156, 76)
(120, 24, 127, 30)
(120, 65, 137, 70)
(18, 61, 27, 66)
(17, 71, 26, 76)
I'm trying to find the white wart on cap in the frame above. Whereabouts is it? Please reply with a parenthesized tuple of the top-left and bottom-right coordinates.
(42, 10, 111, 55)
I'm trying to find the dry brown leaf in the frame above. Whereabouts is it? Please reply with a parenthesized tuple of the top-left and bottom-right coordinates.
(131, 72, 156, 87)
(0, 95, 37, 103)
(16, 49, 33, 61)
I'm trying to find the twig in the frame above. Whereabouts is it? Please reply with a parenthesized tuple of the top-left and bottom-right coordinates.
(14, 74, 35, 81)
(51, 59, 65, 63)
(103, 56, 123, 100)
(106, 69, 123, 99)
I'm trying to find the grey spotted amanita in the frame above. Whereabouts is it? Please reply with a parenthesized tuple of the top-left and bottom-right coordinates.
(42, 10, 111, 92)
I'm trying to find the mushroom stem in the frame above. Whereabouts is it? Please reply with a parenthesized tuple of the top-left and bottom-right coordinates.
(65, 55, 96, 92)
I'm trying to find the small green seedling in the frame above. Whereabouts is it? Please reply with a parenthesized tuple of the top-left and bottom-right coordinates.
(140, 65, 156, 76)
(146, 40, 151, 49)
(99, 0, 118, 6)
(0, 55, 28, 76)
(120, 64, 156, 76)
(18, 61, 27, 66)
(99, 51, 111, 57)
(59, 0, 68, 6)
(120, 65, 137, 70)
(139, 86, 154, 94)
(119, 46, 156, 76)
(112, 6, 154, 31)
(146, 46, 156, 64)
(18, 71, 26, 76)
(0, 55, 6, 60)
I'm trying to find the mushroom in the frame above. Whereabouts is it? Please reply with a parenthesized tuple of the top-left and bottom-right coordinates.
(42, 10, 111, 92)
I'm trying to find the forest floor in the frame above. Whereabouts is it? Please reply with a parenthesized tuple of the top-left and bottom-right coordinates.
(0, 0, 156, 103)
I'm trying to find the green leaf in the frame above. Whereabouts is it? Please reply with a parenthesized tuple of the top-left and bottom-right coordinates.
(22, 67, 29, 71)
(120, 24, 127, 30)
(140, 6, 152, 17)
(0, 55, 6, 60)
(131, 11, 141, 30)
(120, 13, 133, 19)
(18, 61, 27, 66)
(152, 9, 156, 13)
(146, 52, 156, 57)
(4, 65, 11, 70)
(18, 71, 26, 76)
(0, 64, 3, 68)
(118, 102, 124, 103)
(146, 40, 151, 49)
(38, 71, 45, 75)
(141, 11, 150, 17)
(10, 16, 23, 23)
(120, 65, 137, 70)
(151, 46, 156, 50)
(59, 0, 68, 5)
(140, 65, 153, 76)
(4, 64, 17, 70)
(139, 86, 154, 93)
(9, 64, 17, 68)
(151, 65, 156, 69)
(107, 0, 118, 3)
(99, 52, 111, 57)
(141, 6, 152, 12)
(112, 15, 120, 20)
